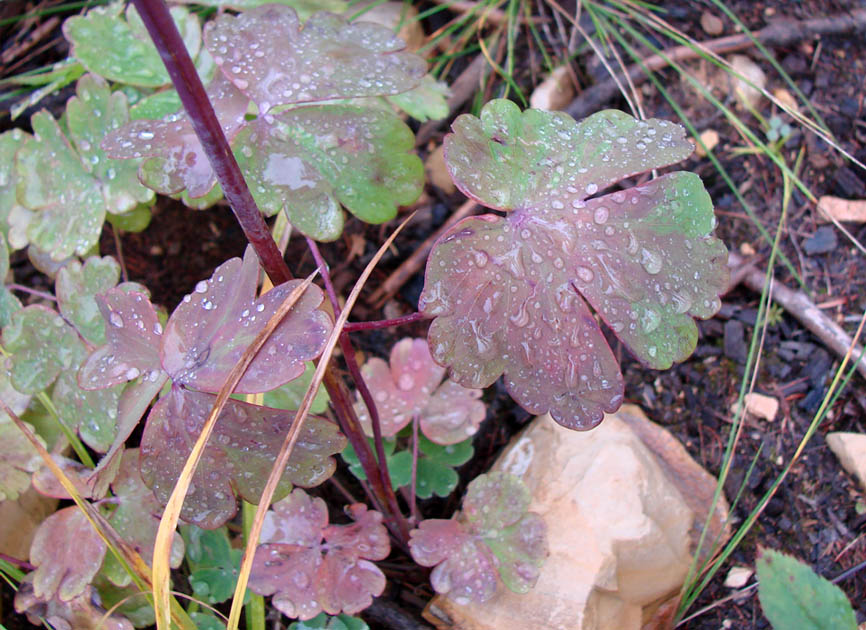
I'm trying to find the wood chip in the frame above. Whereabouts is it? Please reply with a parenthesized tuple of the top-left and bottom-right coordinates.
(817, 195, 866, 223)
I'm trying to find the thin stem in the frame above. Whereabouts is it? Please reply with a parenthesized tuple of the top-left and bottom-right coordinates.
(343, 312, 428, 332)
(129, 0, 290, 285)
(305, 238, 409, 543)
(8, 284, 57, 301)
(241, 502, 265, 630)
(0, 552, 33, 573)
(409, 415, 420, 525)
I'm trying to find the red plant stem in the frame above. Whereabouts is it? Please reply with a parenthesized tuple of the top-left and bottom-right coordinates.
(409, 415, 420, 525)
(305, 238, 409, 541)
(134, 0, 409, 545)
(342, 312, 428, 332)
(130, 0, 289, 285)
(8, 284, 57, 301)
(0, 551, 34, 572)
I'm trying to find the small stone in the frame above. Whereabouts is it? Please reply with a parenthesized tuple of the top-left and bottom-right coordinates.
(723, 319, 747, 363)
(530, 66, 574, 111)
(802, 226, 838, 255)
(700, 11, 724, 36)
(826, 432, 866, 492)
(724, 566, 753, 588)
(739, 242, 756, 256)
(695, 129, 719, 157)
(773, 88, 799, 113)
(426, 145, 455, 194)
(729, 55, 766, 109)
(817, 196, 866, 223)
(734, 392, 779, 422)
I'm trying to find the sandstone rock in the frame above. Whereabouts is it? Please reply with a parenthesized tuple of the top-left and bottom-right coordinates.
(729, 55, 766, 109)
(426, 145, 455, 194)
(826, 432, 866, 492)
(734, 393, 779, 422)
(700, 11, 724, 36)
(724, 566, 753, 589)
(695, 129, 720, 157)
(424, 405, 730, 630)
(817, 196, 866, 223)
(530, 66, 574, 111)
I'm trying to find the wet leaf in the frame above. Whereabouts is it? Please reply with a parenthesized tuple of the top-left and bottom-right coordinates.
(141, 387, 346, 529)
(386, 75, 450, 122)
(0, 420, 43, 501)
(79, 289, 165, 390)
(64, 4, 201, 88)
(234, 105, 423, 241)
(420, 100, 728, 429)
(0, 129, 29, 240)
(95, 577, 157, 628)
(101, 449, 185, 587)
(0, 236, 22, 327)
(356, 338, 485, 444)
(414, 436, 473, 499)
(289, 612, 369, 630)
(175, 0, 348, 20)
(103, 73, 248, 198)
(30, 506, 106, 601)
(52, 369, 123, 452)
(161, 247, 331, 394)
(204, 5, 425, 115)
(14, 75, 152, 260)
(32, 453, 103, 500)
(409, 472, 547, 604)
(340, 438, 412, 489)
(250, 490, 390, 620)
(181, 525, 243, 605)
(264, 361, 330, 414)
(191, 611, 226, 630)
(56, 256, 121, 345)
(3, 305, 85, 394)
(15, 576, 133, 630)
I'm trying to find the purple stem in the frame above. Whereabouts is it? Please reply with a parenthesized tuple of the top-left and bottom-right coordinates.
(409, 414, 420, 525)
(0, 551, 34, 572)
(7, 284, 57, 301)
(133, 0, 409, 545)
(305, 238, 409, 540)
(130, 0, 289, 285)
(343, 312, 428, 332)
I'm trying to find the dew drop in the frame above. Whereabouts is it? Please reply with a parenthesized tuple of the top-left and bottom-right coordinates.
(109, 312, 124, 328)
(585, 183, 598, 195)
(473, 251, 489, 268)
(576, 266, 594, 283)
(397, 373, 415, 391)
(641, 308, 661, 334)
(639, 248, 662, 274)
(138, 130, 154, 140)
(194, 281, 208, 293)
(125, 367, 140, 380)
(593, 206, 609, 224)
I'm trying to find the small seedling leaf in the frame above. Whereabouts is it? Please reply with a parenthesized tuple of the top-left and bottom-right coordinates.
(3, 305, 85, 394)
(289, 612, 368, 630)
(264, 361, 330, 415)
(56, 256, 121, 345)
(181, 525, 243, 604)
(30, 506, 106, 602)
(78, 289, 165, 390)
(204, 5, 425, 115)
(756, 547, 857, 630)
(421, 100, 728, 429)
(386, 75, 450, 122)
(64, 4, 201, 88)
(160, 247, 332, 393)
(140, 387, 346, 529)
(234, 105, 423, 241)
(250, 490, 389, 620)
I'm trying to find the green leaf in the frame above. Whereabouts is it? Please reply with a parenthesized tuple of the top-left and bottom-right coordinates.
(235, 105, 423, 241)
(181, 525, 244, 605)
(105, 203, 152, 233)
(0, 129, 29, 240)
(756, 547, 857, 630)
(0, 236, 22, 328)
(289, 612, 369, 630)
(386, 75, 450, 122)
(56, 255, 121, 345)
(191, 611, 226, 630)
(3, 305, 85, 394)
(264, 361, 330, 414)
(52, 370, 123, 452)
(63, 4, 201, 87)
(174, 0, 348, 21)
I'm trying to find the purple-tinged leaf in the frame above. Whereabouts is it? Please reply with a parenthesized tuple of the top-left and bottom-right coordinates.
(53, 370, 124, 452)
(3, 305, 85, 394)
(250, 489, 390, 620)
(233, 106, 423, 241)
(409, 472, 547, 604)
(140, 387, 345, 529)
(32, 454, 101, 500)
(56, 256, 120, 346)
(356, 338, 485, 444)
(101, 449, 184, 587)
(161, 247, 331, 394)
(78, 289, 165, 390)
(420, 100, 728, 429)
(0, 420, 43, 501)
(15, 576, 133, 630)
(204, 5, 425, 114)
(30, 506, 106, 602)
(102, 73, 248, 198)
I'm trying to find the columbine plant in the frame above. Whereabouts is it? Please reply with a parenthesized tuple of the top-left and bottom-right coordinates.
(0, 1, 730, 627)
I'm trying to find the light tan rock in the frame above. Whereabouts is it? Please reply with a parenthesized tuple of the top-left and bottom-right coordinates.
(724, 566, 753, 588)
(729, 55, 766, 109)
(695, 129, 720, 157)
(426, 145, 455, 194)
(817, 195, 866, 223)
(826, 432, 866, 492)
(530, 66, 575, 111)
(734, 392, 779, 422)
(700, 11, 724, 36)
(424, 405, 729, 630)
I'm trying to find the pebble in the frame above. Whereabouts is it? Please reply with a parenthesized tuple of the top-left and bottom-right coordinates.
(802, 226, 838, 255)
(700, 11, 724, 36)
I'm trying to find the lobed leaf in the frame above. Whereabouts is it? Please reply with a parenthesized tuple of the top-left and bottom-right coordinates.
(29, 506, 106, 602)
(234, 105, 423, 241)
(340, 438, 412, 489)
(409, 472, 547, 604)
(175, 0, 348, 20)
(15, 576, 133, 630)
(161, 247, 331, 393)
(140, 387, 346, 529)
(264, 361, 330, 415)
(414, 436, 474, 499)
(64, 4, 201, 88)
(756, 547, 858, 630)
(250, 490, 390, 620)
(356, 338, 485, 444)
(420, 100, 728, 429)
(103, 73, 249, 198)
(204, 5, 425, 115)
(0, 236, 22, 327)
(78, 288, 165, 390)
(386, 75, 450, 122)
(181, 525, 243, 604)
(0, 420, 43, 501)
(32, 453, 103, 500)
(0, 129, 29, 239)
(56, 256, 121, 345)
(52, 370, 123, 452)
(3, 305, 84, 394)
(289, 612, 369, 630)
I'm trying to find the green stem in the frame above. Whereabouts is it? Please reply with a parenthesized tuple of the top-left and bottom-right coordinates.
(242, 501, 265, 630)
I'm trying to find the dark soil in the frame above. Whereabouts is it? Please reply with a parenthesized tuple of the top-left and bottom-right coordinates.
(2, 0, 866, 629)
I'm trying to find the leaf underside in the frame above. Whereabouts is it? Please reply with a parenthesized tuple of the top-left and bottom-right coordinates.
(420, 100, 729, 430)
